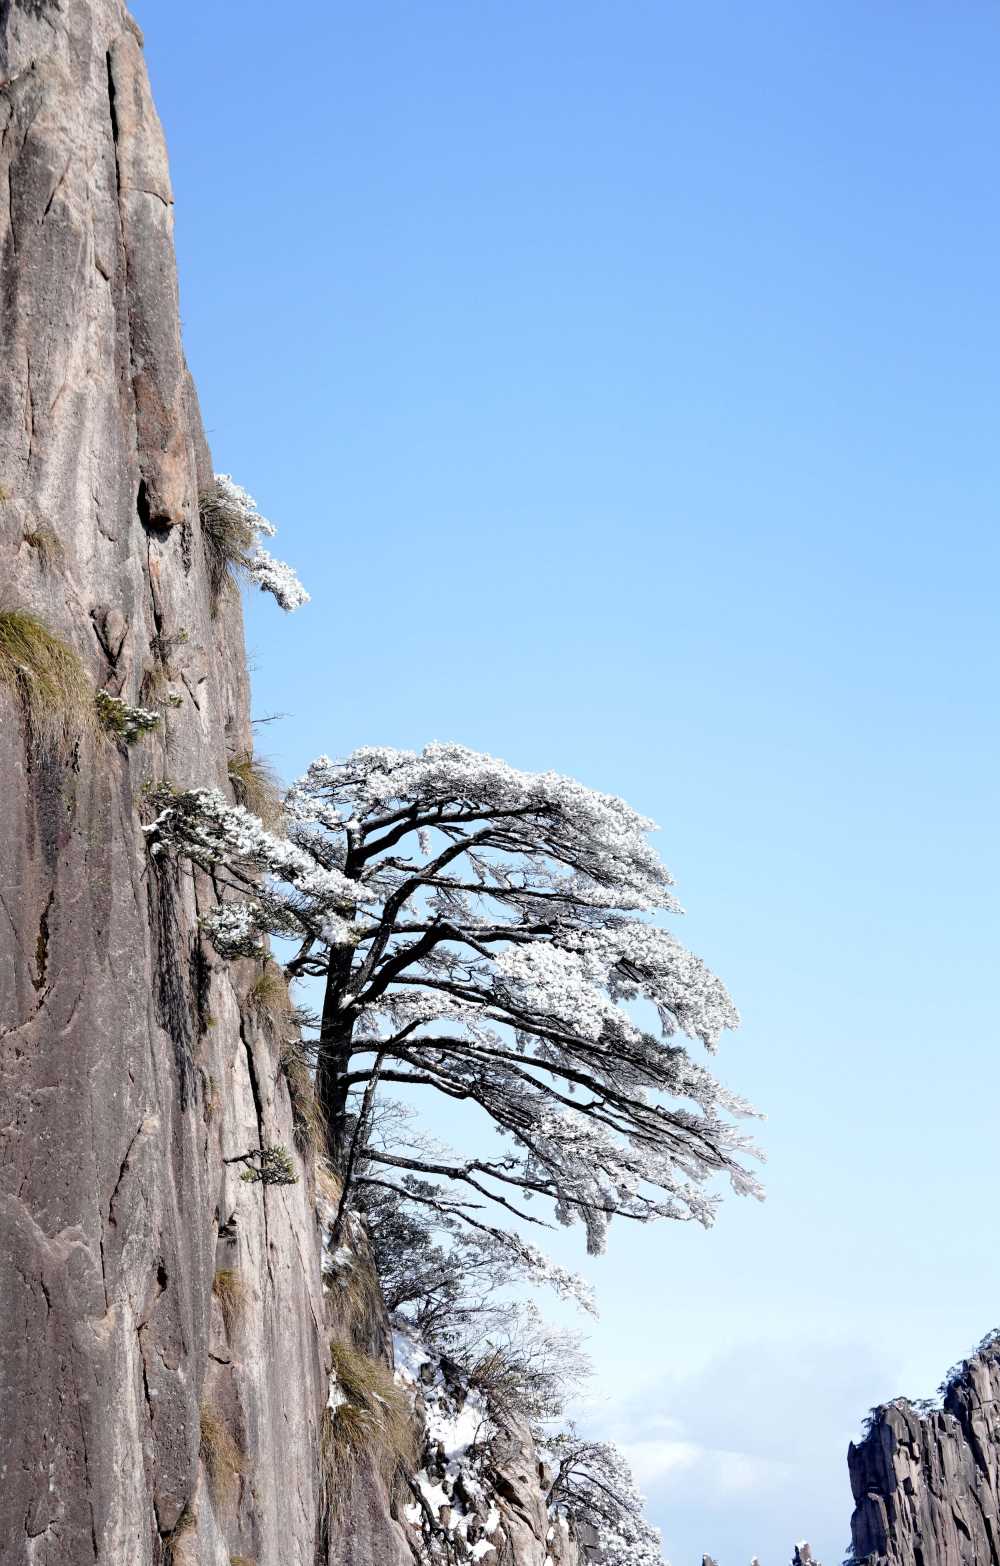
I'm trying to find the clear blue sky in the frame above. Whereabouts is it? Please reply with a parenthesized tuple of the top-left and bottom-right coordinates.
(135, 3, 1000, 1561)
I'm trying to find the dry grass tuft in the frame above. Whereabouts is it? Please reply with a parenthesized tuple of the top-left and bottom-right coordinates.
(228, 750, 284, 830)
(212, 1268, 248, 1339)
(23, 526, 65, 572)
(138, 662, 184, 717)
(162, 1505, 197, 1565)
(0, 610, 97, 750)
(199, 1404, 246, 1511)
(322, 1336, 418, 1506)
(200, 1070, 218, 1125)
(244, 967, 323, 1156)
(315, 1159, 343, 1210)
(200, 481, 258, 609)
(230, 1557, 256, 1566)
(280, 1038, 325, 1159)
(245, 965, 294, 1033)
(326, 1253, 387, 1352)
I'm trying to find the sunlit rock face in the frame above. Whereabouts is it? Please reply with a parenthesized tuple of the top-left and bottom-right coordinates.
(849, 1339, 1000, 1566)
(0, 3, 326, 1561)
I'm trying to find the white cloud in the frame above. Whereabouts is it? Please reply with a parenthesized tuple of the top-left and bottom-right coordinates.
(620, 1438, 792, 1498)
(619, 1438, 704, 1486)
(572, 1336, 898, 1565)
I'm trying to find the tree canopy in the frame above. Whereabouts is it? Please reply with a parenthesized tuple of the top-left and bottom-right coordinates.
(147, 741, 762, 1255)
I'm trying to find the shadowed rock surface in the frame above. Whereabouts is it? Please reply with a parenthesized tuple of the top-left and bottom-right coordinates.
(0, 4, 586, 1563)
(849, 1338, 1000, 1566)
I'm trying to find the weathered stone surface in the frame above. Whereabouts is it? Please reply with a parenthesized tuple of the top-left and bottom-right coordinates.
(0, 3, 326, 1562)
(849, 1341, 1000, 1566)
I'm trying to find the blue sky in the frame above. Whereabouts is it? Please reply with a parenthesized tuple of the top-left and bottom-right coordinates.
(135, 3, 1000, 1560)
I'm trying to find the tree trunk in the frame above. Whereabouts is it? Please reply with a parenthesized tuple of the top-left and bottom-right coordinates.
(317, 943, 358, 1168)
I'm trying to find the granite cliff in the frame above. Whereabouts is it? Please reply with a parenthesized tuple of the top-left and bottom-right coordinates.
(0, 4, 586, 1563)
(849, 1336, 1000, 1566)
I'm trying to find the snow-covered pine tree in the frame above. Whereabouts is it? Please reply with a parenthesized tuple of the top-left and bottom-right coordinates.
(547, 1431, 666, 1566)
(146, 741, 763, 1255)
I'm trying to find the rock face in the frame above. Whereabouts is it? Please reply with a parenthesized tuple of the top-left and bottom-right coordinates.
(0, 6, 585, 1565)
(393, 1342, 584, 1566)
(849, 1339, 1000, 1566)
(0, 2, 328, 1563)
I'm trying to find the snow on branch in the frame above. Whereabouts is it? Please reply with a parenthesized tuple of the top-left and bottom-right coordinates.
(201, 473, 310, 612)
(546, 1430, 666, 1566)
(146, 741, 763, 1257)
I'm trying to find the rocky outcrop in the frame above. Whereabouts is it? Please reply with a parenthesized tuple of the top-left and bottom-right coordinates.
(849, 1337, 1000, 1566)
(392, 1335, 584, 1566)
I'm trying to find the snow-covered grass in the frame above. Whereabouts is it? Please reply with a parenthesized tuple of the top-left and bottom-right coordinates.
(200, 474, 309, 614)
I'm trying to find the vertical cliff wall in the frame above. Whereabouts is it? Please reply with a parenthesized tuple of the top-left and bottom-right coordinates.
(849, 1340, 1000, 1566)
(0, 7, 588, 1565)
(0, 3, 328, 1561)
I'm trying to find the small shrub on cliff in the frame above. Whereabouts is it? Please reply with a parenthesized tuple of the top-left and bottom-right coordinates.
(360, 1176, 593, 1353)
(199, 1404, 245, 1510)
(95, 690, 161, 744)
(224, 1144, 298, 1187)
(464, 1320, 590, 1437)
(323, 1336, 417, 1498)
(0, 610, 97, 748)
(547, 1430, 665, 1566)
(200, 1069, 219, 1124)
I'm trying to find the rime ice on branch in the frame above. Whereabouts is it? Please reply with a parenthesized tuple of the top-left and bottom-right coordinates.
(547, 1432, 666, 1566)
(145, 742, 763, 1255)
